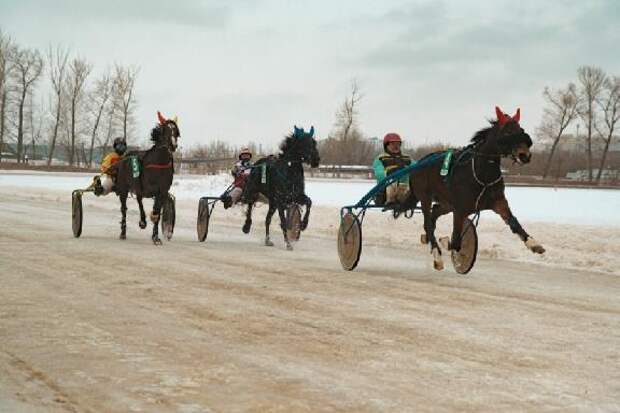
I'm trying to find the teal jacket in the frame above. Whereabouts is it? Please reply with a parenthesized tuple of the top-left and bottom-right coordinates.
(373, 152, 412, 184)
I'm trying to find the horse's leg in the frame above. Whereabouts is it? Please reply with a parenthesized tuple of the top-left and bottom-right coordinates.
(119, 192, 128, 240)
(151, 193, 162, 245)
(242, 202, 254, 234)
(277, 205, 292, 251)
(264, 203, 277, 246)
(492, 196, 545, 254)
(420, 196, 443, 270)
(300, 194, 311, 231)
(137, 195, 147, 229)
(449, 210, 467, 252)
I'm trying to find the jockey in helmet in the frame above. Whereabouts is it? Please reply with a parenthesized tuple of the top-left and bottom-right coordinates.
(93, 137, 127, 196)
(372, 133, 413, 206)
(223, 147, 253, 209)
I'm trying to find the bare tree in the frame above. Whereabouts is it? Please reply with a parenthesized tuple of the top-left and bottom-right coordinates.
(26, 91, 44, 162)
(577, 66, 606, 182)
(0, 30, 14, 162)
(10, 45, 43, 163)
(539, 83, 579, 179)
(87, 69, 112, 167)
(335, 79, 362, 142)
(66, 57, 92, 166)
(112, 64, 139, 141)
(46, 45, 69, 165)
(594, 76, 620, 183)
(321, 80, 376, 167)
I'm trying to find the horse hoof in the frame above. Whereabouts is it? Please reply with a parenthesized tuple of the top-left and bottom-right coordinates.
(139, 220, 147, 229)
(286, 243, 293, 251)
(119, 233, 126, 240)
(265, 239, 274, 247)
(526, 237, 545, 254)
(152, 237, 162, 245)
(300, 220, 308, 231)
(420, 234, 428, 244)
(242, 221, 252, 234)
(432, 248, 443, 271)
(439, 236, 451, 250)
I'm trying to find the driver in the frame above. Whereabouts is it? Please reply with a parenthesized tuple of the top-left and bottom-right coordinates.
(93, 137, 127, 196)
(373, 133, 412, 206)
(222, 147, 253, 209)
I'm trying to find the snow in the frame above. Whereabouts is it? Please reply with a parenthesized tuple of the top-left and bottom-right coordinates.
(2, 170, 617, 227)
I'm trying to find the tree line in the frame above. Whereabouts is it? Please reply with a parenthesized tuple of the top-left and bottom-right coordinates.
(0, 29, 139, 166)
(537, 66, 619, 183)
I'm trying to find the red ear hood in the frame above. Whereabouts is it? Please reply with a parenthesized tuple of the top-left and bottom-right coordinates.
(495, 106, 509, 127)
(157, 111, 166, 125)
(512, 108, 521, 123)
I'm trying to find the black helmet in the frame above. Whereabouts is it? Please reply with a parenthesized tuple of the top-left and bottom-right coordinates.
(113, 137, 127, 154)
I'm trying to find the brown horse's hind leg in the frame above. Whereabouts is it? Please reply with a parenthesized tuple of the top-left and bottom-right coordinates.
(151, 194, 162, 245)
(119, 193, 128, 240)
(243, 202, 253, 234)
(493, 196, 545, 254)
(264, 204, 276, 246)
(137, 195, 147, 229)
(420, 197, 443, 270)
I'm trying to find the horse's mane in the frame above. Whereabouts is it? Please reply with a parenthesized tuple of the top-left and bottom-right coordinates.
(470, 121, 497, 144)
(279, 133, 296, 154)
(150, 124, 162, 142)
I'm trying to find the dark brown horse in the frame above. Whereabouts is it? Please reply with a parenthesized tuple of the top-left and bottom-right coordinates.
(242, 126, 320, 250)
(113, 111, 179, 244)
(409, 107, 545, 270)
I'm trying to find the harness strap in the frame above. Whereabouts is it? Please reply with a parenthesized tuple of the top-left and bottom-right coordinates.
(144, 162, 173, 169)
(472, 157, 503, 211)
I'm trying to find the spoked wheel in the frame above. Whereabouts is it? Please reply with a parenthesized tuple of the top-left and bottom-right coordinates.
(197, 198, 210, 242)
(161, 194, 176, 241)
(337, 212, 362, 271)
(71, 190, 83, 238)
(451, 217, 478, 274)
(286, 204, 302, 242)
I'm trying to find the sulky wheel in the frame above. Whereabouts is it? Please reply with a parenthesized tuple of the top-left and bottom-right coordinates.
(161, 193, 176, 241)
(71, 190, 83, 238)
(197, 198, 210, 242)
(337, 212, 362, 271)
(286, 204, 302, 242)
(451, 217, 478, 274)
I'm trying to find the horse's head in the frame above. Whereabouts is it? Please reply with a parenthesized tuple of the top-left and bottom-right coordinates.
(493, 107, 532, 164)
(152, 111, 180, 152)
(280, 125, 320, 168)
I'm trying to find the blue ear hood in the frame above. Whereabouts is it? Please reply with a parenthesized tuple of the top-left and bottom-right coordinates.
(309, 126, 314, 138)
(294, 125, 306, 139)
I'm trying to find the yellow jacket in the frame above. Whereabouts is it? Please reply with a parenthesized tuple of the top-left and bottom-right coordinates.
(101, 153, 121, 175)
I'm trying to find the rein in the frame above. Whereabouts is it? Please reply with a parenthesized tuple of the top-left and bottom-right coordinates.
(471, 155, 503, 211)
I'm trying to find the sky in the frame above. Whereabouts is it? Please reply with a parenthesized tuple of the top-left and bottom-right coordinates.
(1, 0, 619, 152)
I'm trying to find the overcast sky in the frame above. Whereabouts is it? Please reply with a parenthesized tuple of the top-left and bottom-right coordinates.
(1, 0, 619, 151)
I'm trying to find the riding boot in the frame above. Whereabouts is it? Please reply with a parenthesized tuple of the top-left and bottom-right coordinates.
(93, 176, 104, 196)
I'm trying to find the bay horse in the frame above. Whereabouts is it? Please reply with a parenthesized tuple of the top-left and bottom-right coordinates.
(409, 107, 545, 270)
(242, 126, 320, 250)
(113, 111, 179, 244)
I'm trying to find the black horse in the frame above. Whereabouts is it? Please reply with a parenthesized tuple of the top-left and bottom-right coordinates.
(113, 111, 179, 244)
(242, 126, 320, 250)
(409, 107, 545, 270)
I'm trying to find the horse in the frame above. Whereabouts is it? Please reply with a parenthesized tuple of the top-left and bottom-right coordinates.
(242, 126, 320, 250)
(113, 111, 179, 244)
(408, 106, 545, 270)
